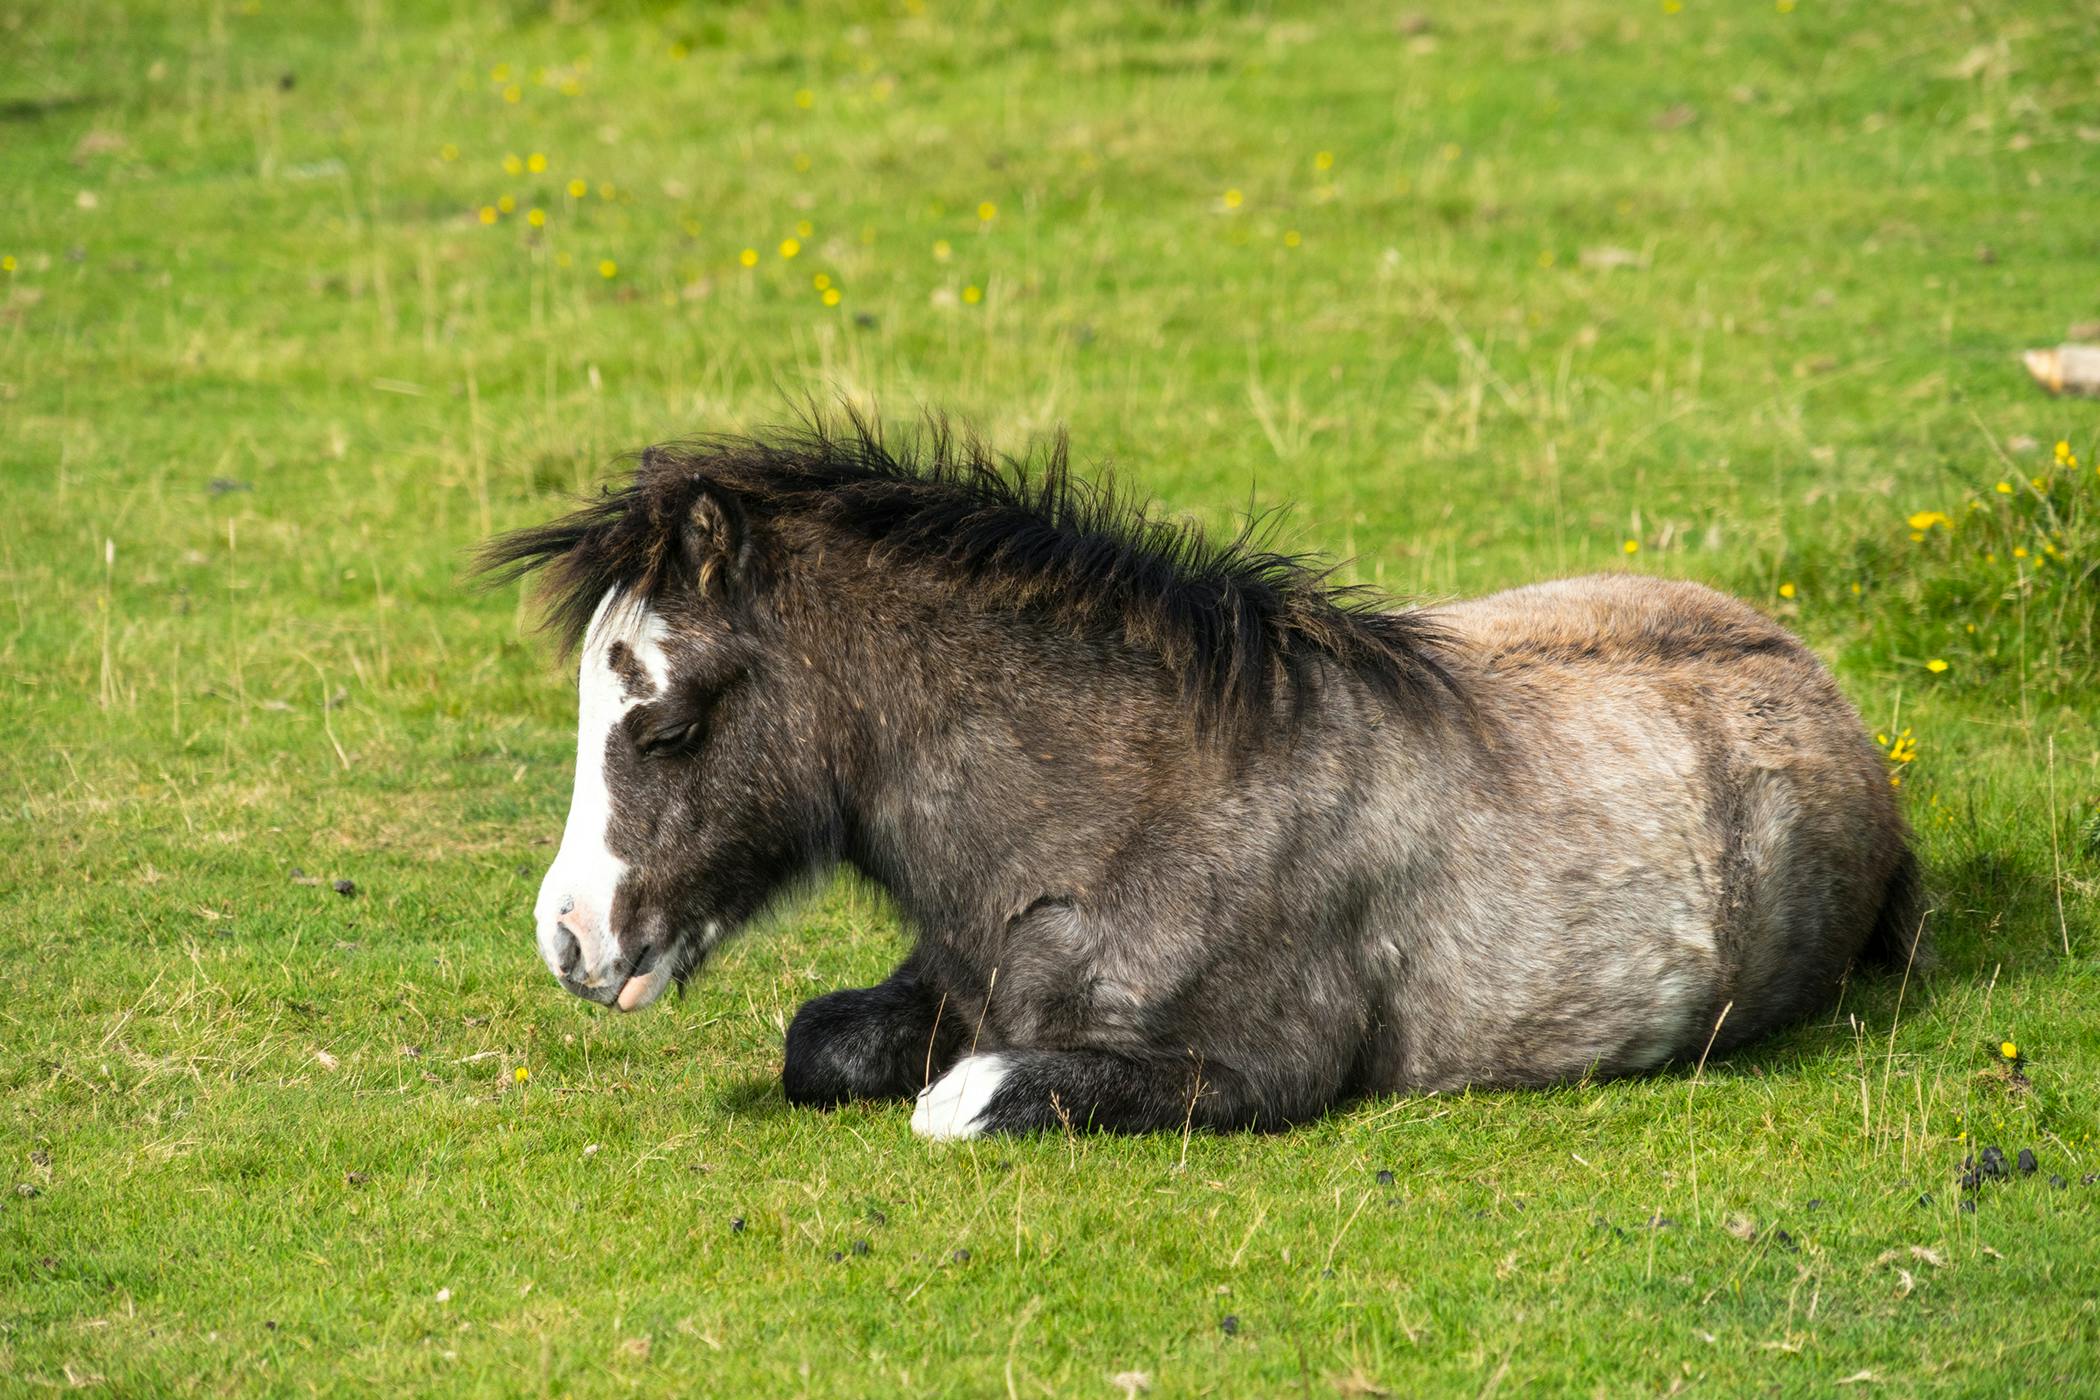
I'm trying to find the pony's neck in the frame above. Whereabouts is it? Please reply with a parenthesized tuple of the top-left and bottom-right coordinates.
(801, 572, 1195, 933)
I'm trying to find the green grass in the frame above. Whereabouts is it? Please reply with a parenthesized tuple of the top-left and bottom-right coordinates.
(5, 0, 2099, 1392)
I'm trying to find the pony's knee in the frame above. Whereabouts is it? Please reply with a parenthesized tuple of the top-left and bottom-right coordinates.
(782, 988, 912, 1107)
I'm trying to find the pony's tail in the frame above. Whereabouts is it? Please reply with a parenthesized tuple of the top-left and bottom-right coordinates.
(1858, 848, 1930, 974)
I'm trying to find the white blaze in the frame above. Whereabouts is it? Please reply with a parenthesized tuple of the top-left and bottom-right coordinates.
(534, 589, 672, 994)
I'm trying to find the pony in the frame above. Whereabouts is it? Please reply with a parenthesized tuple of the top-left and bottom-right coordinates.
(478, 418, 1921, 1138)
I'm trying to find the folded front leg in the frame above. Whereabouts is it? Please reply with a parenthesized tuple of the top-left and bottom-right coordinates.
(783, 957, 961, 1107)
(910, 1047, 1322, 1138)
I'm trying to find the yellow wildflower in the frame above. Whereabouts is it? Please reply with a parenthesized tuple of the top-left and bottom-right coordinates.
(1925, 658, 1948, 673)
(1995, 480, 2014, 494)
(932, 238, 952, 261)
(497, 194, 516, 214)
(503, 153, 523, 175)
(1622, 539, 1639, 555)
(795, 219, 813, 238)
(527, 207, 546, 228)
(478, 205, 498, 225)
(963, 284, 983, 304)
(822, 287, 842, 307)
(1906, 510, 1952, 531)
(598, 259, 617, 278)
(739, 247, 759, 268)
(779, 237, 801, 258)
(1283, 229, 1302, 247)
(567, 178, 588, 199)
(977, 201, 997, 222)
(440, 143, 459, 161)
(1223, 188, 1244, 209)
(514, 1066, 530, 1083)
(503, 84, 522, 103)
(1778, 581, 1796, 599)
(527, 152, 547, 173)
(1314, 150, 1334, 172)
(2000, 1040, 2018, 1061)
(794, 88, 815, 110)
(813, 273, 831, 291)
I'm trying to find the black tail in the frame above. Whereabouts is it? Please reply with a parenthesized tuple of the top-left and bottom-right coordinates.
(1858, 848, 1929, 973)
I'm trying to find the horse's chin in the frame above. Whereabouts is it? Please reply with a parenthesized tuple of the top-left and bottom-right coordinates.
(614, 960, 675, 1012)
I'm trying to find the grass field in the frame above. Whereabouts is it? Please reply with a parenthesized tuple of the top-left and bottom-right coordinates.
(5, 0, 2100, 1392)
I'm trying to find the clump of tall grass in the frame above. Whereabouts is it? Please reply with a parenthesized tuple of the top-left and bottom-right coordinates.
(1791, 436, 2097, 702)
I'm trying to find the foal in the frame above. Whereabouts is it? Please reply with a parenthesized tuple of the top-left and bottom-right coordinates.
(482, 424, 1920, 1138)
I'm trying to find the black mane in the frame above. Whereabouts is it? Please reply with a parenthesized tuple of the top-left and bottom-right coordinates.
(477, 414, 1454, 728)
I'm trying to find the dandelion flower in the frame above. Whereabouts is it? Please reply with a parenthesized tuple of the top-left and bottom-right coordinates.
(1907, 510, 1952, 531)
(498, 194, 517, 214)
(2000, 1041, 2018, 1061)
(779, 237, 801, 259)
(598, 258, 618, 278)
(813, 272, 831, 291)
(598, 182, 615, 199)
(1777, 0, 1796, 11)
(2055, 440, 2072, 464)
(1314, 150, 1334, 172)
(2, 254, 17, 272)
(794, 87, 815, 110)
(977, 201, 997, 223)
(478, 205, 499, 225)
(528, 152, 547, 173)
(503, 153, 523, 175)
(795, 219, 813, 239)
(559, 76, 583, 96)
(1622, 539, 1640, 555)
(932, 238, 952, 261)
(527, 208, 546, 228)
(2013, 546, 2028, 559)
(1283, 229, 1302, 247)
(822, 287, 842, 307)
(514, 1066, 530, 1083)
(440, 143, 459, 161)
(963, 283, 983, 304)
(504, 85, 522, 103)
(491, 64, 510, 82)
(567, 178, 588, 199)
(1778, 581, 1796, 599)
(1925, 658, 1949, 674)
(1223, 188, 1244, 209)
(1996, 480, 2014, 494)
(792, 153, 812, 173)
(739, 247, 759, 268)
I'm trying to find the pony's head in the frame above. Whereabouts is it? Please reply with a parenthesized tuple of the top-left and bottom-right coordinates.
(478, 457, 830, 1011)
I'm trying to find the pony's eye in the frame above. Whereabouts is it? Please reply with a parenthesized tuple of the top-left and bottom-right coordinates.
(635, 720, 699, 757)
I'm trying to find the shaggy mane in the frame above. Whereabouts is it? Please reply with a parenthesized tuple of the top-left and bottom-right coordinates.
(477, 414, 1455, 728)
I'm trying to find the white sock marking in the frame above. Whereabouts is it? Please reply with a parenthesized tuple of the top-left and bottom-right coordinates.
(911, 1054, 1011, 1141)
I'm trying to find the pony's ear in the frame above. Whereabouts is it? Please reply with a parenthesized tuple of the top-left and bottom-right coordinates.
(679, 483, 749, 596)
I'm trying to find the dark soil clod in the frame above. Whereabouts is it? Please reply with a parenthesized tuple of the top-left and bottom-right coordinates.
(1375, 1169, 1395, 1186)
(1916, 1193, 1933, 1208)
(1805, 1199, 1823, 1212)
(1980, 1146, 2007, 1179)
(332, 878, 358, 897)
(950, 1248, 971, 1264)
(729, 1216, 745, 1234)
(850, 1239, 870, 1256)
(2049, 1175, 2067, 1190)
(2016, 1148, 2037, 1175)
(1220, 1315, 1240, 1336)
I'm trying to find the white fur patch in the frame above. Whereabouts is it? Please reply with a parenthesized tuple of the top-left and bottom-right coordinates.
(534, 589, 672, 990)
(911, 1054, 1011, 1140)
